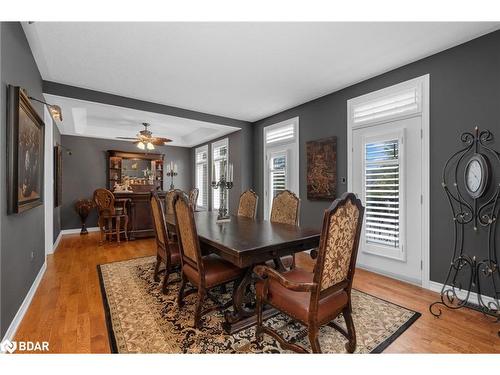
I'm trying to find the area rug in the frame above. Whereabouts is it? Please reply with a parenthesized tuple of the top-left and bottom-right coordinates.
(98, 256, 420, 353)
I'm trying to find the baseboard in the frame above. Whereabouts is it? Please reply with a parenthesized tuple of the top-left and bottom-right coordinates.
(1, 261, 47, 343)
(49, 231, 63, 255)
(356, 262, 422, 287)
(60, 226, 100, 235)
(428, 280, 498, 306)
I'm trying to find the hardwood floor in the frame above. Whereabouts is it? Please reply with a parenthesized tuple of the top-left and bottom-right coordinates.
(14, 232, 500, 353)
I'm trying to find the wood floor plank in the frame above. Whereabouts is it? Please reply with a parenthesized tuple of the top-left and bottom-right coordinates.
(12, 233, 500, 353)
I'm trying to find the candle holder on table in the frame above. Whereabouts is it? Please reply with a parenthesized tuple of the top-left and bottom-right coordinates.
(211, 163, 234, 223)
(74, 198, 95, 235)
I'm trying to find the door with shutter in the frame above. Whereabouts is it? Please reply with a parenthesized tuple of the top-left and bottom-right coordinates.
(352, 116, 422, 284)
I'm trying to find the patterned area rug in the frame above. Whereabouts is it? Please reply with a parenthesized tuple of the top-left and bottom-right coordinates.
(98, 256, 420, 353)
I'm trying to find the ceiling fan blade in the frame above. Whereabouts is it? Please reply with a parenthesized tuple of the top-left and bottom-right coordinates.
(116, 137, 139, 140)
(151, 137, 172, 145)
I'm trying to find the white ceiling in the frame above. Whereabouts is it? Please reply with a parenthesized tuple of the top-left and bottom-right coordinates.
(45, 94, 240, 147)
(24, 22, 500, 122)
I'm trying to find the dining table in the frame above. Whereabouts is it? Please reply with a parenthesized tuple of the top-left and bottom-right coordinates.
(164, 210, 321, 334)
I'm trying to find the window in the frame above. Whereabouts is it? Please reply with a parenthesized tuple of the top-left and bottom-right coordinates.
(195, 145, 208, 210)
(350, 86, 421, 128)
(211, 138, 229, 211)
(263, 117, 299, 219)
(364, 139, 400, 248)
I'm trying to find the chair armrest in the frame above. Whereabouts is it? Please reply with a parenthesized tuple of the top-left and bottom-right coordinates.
(253, 265, 316, 292)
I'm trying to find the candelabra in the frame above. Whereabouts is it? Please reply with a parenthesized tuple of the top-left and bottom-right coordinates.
(166, 161, 178, 190)
(211, 163, 234, 223)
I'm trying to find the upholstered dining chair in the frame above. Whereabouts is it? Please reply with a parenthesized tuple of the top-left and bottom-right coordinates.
(165, 189, 182, 215)
(270, 189, 300, 226)
(254, 192, 365, 353)
(189, 188, 199, 210)
(150, 191, 181, 294)
(173, 192, 246, 329)
(237, 190, 259, 219)
(270, 189, 300, 269)
(93, 188, 130, 244)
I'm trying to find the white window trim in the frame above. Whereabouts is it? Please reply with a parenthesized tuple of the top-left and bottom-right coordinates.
(347, 74, 430, 289)
(211, 138, 229, 211)
(195, 144, 209, 211)
(263, 117, 300, 220)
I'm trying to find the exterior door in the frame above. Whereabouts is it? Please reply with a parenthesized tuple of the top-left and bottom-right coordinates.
(351, 116, 423, 284)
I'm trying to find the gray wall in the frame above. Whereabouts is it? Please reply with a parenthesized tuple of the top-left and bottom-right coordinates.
(253, 30, 500, 296)
(60, 135, 192, 230)
(53, 125, 61, 242)
(0, 22, 45, 337)
(191, 124, 254, 215)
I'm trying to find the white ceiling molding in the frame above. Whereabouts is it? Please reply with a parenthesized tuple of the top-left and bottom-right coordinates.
(25, 22, 500, 122)
(45, 94, 240, 147)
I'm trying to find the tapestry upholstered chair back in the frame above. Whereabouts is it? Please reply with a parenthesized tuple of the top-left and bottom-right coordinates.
(150, 192, 168, 251)
(189, 188, 199, 210)
(173, 192, 203, 271)
(270, 190, 300, 225)
(237, 190, 259, 219)
(93, 188, 116, 216)
(166, 189, 183, 215)
(313, 192, 365, 294)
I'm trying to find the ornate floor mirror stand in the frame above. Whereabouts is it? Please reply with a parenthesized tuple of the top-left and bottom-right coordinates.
(429, 127, 500, 337)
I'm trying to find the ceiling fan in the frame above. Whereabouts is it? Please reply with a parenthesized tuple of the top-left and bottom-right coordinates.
(116, 123, 172, 151)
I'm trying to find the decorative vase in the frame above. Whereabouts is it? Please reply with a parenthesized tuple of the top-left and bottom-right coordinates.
(75, 198, 95, 235)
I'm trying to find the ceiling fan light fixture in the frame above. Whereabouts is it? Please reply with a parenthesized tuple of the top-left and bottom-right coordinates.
(146, 142, 155, 150)
(137, 141, 146, 150)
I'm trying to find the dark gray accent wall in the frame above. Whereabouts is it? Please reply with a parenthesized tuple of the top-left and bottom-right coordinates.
(53, 125, 61, 242)
(191, 125, 254, 215)
(0, 22, 45, 337)
(60, 135, 192, 230)
(253, 30, 500, 296)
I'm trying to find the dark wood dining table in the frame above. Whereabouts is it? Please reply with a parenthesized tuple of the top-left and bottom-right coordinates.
(164, 211, 321, 333)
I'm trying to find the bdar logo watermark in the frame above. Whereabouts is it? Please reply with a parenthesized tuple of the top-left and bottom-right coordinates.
(0, 339, 49, 354)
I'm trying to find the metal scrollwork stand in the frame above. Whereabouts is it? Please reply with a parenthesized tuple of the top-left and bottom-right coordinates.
(429, 127, 500, 337)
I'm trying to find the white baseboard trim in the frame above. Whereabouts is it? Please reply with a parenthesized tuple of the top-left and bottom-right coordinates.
(356, 262, 422, 287)
(60, 226, 100, 235)
(49, 231, 63, 255)
(1, 261, 47, 343)
(429, 280, 498, 306)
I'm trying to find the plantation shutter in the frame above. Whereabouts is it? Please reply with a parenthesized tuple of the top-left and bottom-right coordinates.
(265, 123, 295, 145)
(353, 88, 420, 126)
(364, 139, 400, 248)
(195, 146, 208, 210)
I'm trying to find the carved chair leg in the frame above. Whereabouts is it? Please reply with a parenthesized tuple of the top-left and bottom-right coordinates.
(194, 288, 206, 329)
(255, 291, 264, 342)
(123, 215, 129, 241)
(153, 255, 161, 282)
(177, 274, 187, 308)
(98, 217, 105, 245)
(343, 305, 356, 353)
(116, 216, 121, 244)
(162, 257, 172, 294)
(308, 327, 322, 354)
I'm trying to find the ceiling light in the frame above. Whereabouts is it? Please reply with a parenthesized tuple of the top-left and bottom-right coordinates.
(146, 142, 155, 150)
(48, 105, 63, 122)
(137, 142, 146, 150)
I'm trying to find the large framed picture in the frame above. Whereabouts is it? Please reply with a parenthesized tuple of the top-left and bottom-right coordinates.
(306, 136, 337, 200)
(54, 144, 63, 207)
(7, 85, 45, 214)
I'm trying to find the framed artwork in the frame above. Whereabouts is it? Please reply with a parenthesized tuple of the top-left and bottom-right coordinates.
(306, 136, 337, 200)
(7, 85, 45, 214)
(54, 144, 63, 207)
